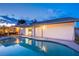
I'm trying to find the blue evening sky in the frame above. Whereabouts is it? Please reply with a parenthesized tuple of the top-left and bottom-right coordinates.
(0, 3, 79, 27)
(0, 3, 79, 20)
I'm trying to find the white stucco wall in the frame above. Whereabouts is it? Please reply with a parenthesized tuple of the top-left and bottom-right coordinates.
(35, 28, 42, 37)
(33, 22, 75, 41)
(19, 28, 26, 35)
(32, 27, 35, 36)
(25, 28, 32, 36)
(43, 25, 75, 41)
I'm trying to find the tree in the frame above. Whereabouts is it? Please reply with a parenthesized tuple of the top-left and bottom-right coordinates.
(17, 19, 26, 25)
(32, 19, 37, 23)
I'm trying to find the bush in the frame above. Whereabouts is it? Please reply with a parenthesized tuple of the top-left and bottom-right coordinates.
(17, 19, 26, 25)
(75, 36, 79, 44)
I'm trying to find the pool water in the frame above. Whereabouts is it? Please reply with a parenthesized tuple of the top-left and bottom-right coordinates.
(0, 37, 79, 56)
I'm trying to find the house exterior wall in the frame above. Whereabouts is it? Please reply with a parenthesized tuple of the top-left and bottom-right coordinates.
(35, 27, 42, 37)
(19, 28, 26, 35)
(33, 22, 75, 41)
(25, 27, 32, 36)
(16, 27, 20, 34)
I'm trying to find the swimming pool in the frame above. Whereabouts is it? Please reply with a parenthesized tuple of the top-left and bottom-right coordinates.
(0, 37, 79, 56)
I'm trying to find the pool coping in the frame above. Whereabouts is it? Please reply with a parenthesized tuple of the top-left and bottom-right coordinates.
(21, 36, 79, 53)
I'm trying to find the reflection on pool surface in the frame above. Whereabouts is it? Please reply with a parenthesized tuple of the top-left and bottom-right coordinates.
(0, 37, 79, 56)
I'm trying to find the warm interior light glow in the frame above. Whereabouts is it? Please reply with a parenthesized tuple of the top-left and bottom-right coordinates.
(15, 38, 20, 44)
(5, 30, 8, 33)
(28, 40, 32, 45)
(16, 27, 20, 32)
(25, 27, 32, 36)
(21, 28, 24, 30)
(28, 31, 32, 34)
(25, 28, 29, 35)
(42, 25, 46, 30)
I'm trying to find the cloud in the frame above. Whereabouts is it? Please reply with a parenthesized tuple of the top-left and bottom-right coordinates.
(47, 9, 69, 19)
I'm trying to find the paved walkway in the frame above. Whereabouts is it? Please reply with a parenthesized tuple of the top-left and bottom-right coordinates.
(22, 36, 79, 52)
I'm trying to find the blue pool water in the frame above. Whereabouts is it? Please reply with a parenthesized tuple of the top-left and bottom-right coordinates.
(0, 37, 79, 56)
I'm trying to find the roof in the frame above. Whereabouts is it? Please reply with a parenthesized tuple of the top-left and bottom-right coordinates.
(15, 23, 32, 27)
(33, 17, 79, 25)
(15, 17, 79, 27)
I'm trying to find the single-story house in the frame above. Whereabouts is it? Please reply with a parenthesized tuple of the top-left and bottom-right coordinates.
(24, 17, 79, 41)
(16, 17, 79, 41)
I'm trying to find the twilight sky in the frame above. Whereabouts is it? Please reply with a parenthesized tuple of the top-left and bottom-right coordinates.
(0, 3, 79, 21)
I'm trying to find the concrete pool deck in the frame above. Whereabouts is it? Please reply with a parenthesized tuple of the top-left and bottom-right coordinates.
(21, 36, 79, 52)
